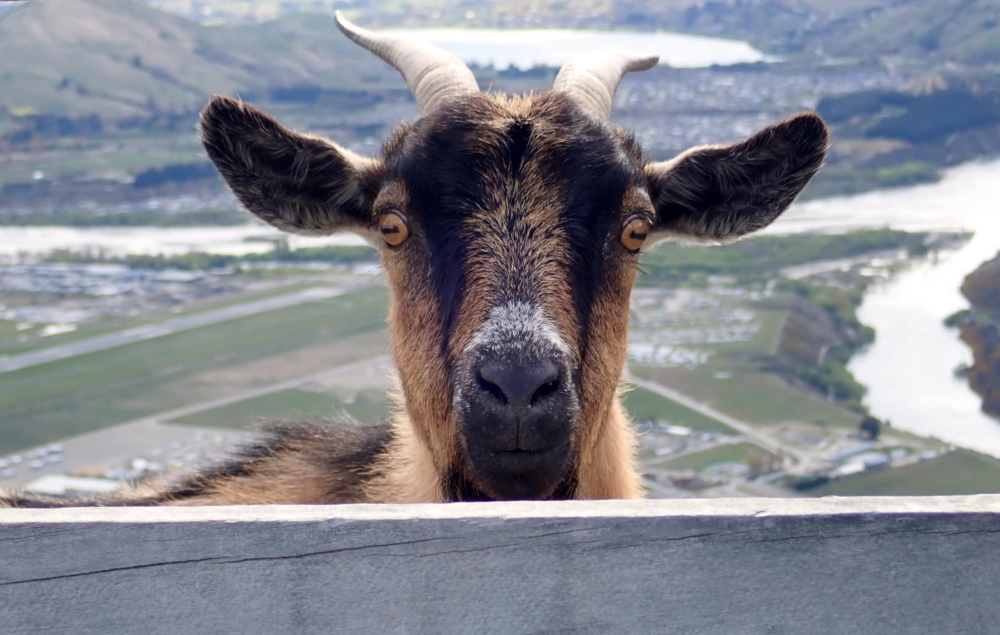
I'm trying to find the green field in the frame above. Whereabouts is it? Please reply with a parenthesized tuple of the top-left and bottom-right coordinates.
(169, 388, 392, 430)
(633, 363, 860, 429)
(661, 442, 776, 472)
(0, 287, 389, 454)
(0, 281, 323, 356)
(814, 450, 1000, 496)
(622, 387, 737, 435)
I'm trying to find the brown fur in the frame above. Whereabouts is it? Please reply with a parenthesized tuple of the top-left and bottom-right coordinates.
(0, 89, 828, 508)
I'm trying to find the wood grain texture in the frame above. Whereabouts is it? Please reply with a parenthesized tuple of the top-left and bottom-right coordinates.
(2, 497, 999, 634)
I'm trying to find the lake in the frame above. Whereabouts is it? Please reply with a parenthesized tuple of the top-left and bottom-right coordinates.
(382, 28, 771, 70)
(770, 159, 1000, 458)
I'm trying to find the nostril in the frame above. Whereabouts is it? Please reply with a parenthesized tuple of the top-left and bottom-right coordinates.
(529, 377, 561, 406)
(476, 371, 508, 404)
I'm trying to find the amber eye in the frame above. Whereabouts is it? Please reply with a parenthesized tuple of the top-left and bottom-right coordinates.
(378, 212, 409, 247)
(621, 216, 651, 252)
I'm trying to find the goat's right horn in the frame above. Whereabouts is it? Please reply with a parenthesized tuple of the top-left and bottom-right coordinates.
(334, 12, 480, 114)
(554, 51, 659, 121)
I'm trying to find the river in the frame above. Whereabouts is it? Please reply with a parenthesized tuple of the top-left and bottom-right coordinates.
(770, 159, 1000, 457)
(0, 226, 367, 258)
(382, 28, 771, 70)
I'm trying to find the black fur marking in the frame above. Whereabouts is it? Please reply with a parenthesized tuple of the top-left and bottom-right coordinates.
(505, 120, 533, 177)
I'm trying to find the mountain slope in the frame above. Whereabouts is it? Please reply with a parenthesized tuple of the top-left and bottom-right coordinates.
(612, 0, 1000, 65)
(0, 0, 398, 120)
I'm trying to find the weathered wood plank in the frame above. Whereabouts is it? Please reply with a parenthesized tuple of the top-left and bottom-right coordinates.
(1, 497, 999, 635)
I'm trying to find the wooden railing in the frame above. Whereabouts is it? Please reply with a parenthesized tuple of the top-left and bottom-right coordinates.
(2, 496, 999, 634)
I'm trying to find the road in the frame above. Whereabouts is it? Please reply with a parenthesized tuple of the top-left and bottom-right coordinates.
(0, 286, 360, 374)
(625, 369, 809, 466)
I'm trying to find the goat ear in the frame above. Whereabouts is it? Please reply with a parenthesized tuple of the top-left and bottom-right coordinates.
(199, 95, 381, 237)
(644, 113, 829, 244)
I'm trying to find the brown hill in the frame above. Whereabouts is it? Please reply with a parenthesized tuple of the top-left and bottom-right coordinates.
(0, 0, 398, 121)
(611, 0, 1000, 65)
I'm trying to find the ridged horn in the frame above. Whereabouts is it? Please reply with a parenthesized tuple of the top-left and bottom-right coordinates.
(553, 51, 659, 121)
(334, 12, 480, 114)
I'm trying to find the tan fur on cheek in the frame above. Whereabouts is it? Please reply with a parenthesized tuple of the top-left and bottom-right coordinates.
(574, 254, 641, 498)
(383, 249, 460, 475)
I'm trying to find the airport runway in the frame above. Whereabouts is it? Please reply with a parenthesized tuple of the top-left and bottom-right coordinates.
(0, 286, 354, 374)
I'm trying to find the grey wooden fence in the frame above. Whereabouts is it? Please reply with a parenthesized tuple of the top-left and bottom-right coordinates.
(2, 496, 999, 634)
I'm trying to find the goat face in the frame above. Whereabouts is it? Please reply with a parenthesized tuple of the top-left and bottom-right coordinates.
(199, 16, 829, 501)
(378, 93, 652, 500)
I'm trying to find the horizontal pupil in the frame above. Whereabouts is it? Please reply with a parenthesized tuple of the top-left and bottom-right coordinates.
(630, 231, 648, 240)
(381, 226, 400, 234)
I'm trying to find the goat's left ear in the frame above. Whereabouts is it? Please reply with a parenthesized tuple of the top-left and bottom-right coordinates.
(200, 95, 381, 238)
(645, 113, 829, 244)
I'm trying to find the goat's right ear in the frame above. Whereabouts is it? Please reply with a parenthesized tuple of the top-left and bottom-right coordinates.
(644, 113, 828, 245)
(199, 95, 381, 237)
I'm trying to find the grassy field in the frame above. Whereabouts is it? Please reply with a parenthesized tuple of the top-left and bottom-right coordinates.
(0, 280, 325, 356)
(629, 294, 860, 429)
(622, 386, 737, 435)
(661, 442, 776, 472)
(169, 388, 392, 430)
(632, 363, 859, 429)
(813, 450, 1000, 496)
(0, 286, 389, 454)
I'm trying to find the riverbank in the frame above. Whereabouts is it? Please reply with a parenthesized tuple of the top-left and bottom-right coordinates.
(771, 158, 1000, 458)
(948, 254, 1000, 419)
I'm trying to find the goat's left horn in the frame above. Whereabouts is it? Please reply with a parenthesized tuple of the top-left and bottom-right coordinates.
(334, 12, 480, 114)
(553, 51, 659, 121)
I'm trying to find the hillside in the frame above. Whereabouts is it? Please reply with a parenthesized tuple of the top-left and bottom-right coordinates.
(0, 0, 399, 122)
(616, 0, 1000, 66)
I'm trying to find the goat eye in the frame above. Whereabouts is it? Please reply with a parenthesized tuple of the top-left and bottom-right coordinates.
(378, 212, 409, 247)
(621, 217, 651, 252)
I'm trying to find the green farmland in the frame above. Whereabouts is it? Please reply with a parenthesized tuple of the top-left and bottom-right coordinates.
(169, 388, 392, 430)
(661, 442, 778, 473)
(0, 287, 389, 454)
(622, 386, 737, 435)
(813, 450, 1000, 496)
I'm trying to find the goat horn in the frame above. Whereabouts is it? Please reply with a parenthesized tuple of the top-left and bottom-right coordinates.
(334, 12, 480, 114)
(553, 51, 659, 121)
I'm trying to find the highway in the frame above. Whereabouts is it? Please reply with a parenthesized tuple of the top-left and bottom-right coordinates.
(0, 286, 357, 374)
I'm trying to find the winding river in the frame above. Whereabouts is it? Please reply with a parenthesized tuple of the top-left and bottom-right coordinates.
(772, 159, 1000, 457)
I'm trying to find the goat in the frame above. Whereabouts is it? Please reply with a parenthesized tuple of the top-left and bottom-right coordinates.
(1, 14, 828, 507)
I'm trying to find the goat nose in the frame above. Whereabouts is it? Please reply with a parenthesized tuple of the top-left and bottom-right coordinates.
(477, 359, 560, 407)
